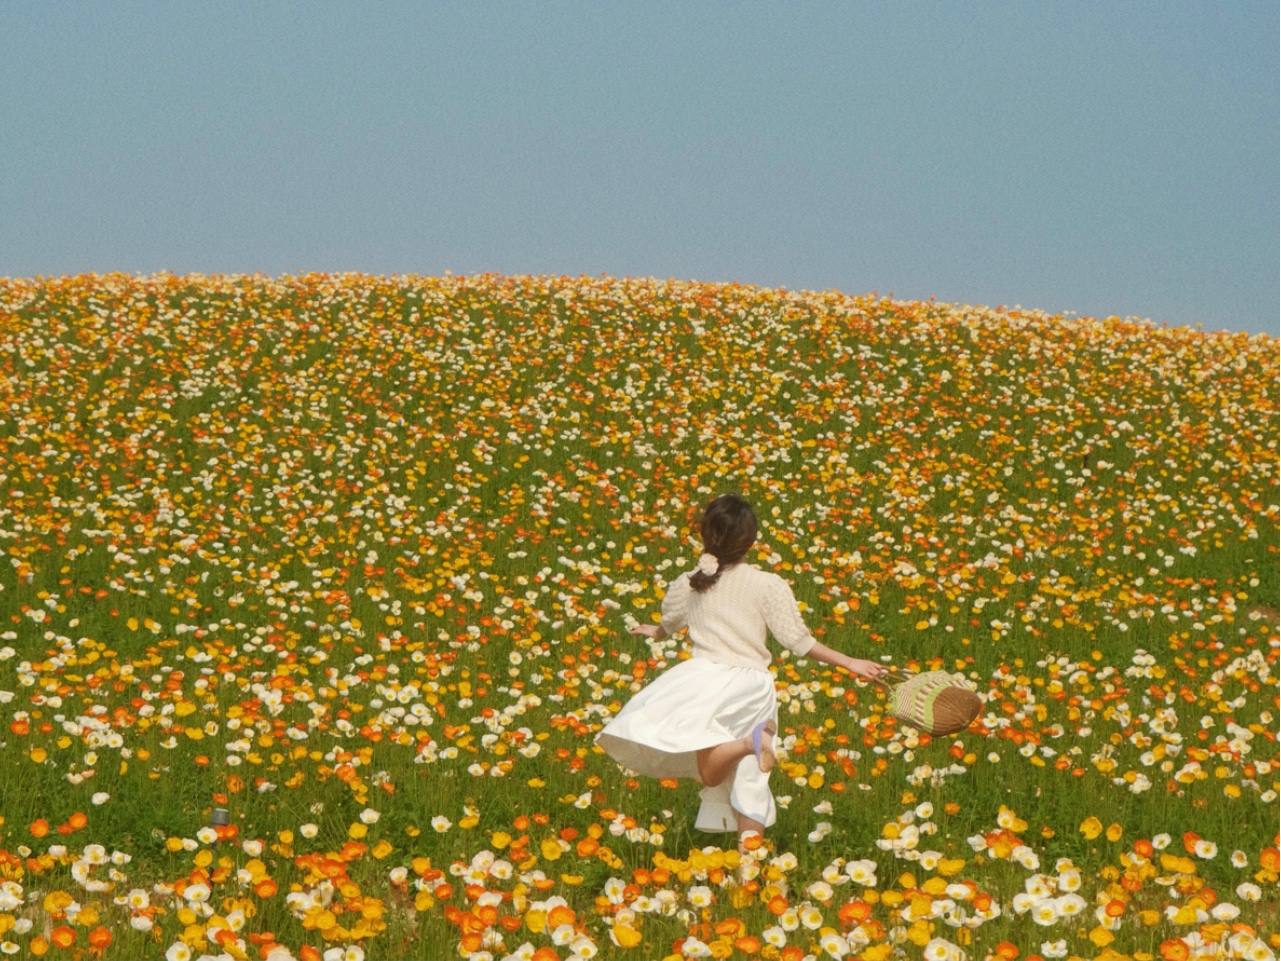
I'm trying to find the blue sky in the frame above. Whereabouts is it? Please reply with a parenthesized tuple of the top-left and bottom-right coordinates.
(2, 2, 1276, 334)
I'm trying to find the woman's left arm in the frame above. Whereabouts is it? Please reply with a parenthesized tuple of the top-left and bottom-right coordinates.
(802, 640, 886, 681)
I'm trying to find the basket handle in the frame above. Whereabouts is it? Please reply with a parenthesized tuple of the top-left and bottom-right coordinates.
(866, 665, 915, 693)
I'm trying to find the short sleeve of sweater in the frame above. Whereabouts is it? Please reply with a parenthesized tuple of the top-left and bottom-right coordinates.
(760, 573, 817, 656)
(659, 572, 691, 636)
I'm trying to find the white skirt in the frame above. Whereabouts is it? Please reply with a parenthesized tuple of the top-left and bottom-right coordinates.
(596, 657, 778, 832)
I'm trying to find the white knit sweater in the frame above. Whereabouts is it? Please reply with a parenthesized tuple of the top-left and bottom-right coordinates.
(659, 564, 817, 672)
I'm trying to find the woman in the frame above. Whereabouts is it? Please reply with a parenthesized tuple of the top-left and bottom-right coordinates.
(596, 494, 886, 846)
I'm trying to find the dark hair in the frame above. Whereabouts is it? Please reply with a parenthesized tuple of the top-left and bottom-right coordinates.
(689, 494, 758, 593)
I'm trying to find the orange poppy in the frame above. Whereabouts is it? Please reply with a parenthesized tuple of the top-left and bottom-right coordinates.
(50, 926, 76, 949)
(838, 899, 873, 925)
(87, 926, 113, 953)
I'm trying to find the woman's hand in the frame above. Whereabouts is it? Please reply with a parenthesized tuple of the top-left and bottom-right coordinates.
(845, 657, 887, 681)
(628, 623, 665, 639)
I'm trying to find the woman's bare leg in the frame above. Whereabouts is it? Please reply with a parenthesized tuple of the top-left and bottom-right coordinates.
(695, 738, 752, 787)
(736, 815, 766, 882)
(696, 720, 775, 786)
(735, 812, 766, 845)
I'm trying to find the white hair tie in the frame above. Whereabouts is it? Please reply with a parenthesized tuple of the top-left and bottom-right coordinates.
(696, 553, 719, 576)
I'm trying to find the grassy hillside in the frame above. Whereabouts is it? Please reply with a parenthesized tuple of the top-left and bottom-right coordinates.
(0, 273, 1275, 960)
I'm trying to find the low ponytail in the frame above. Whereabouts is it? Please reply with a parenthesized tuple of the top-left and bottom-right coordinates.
(689, 494, 757, 593)
(689, 552, 721, 593)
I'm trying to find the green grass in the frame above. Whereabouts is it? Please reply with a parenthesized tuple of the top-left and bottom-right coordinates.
(0, 272, 1275, 961)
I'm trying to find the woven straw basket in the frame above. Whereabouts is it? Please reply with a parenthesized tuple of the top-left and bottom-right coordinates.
(875, 669, 981, 737)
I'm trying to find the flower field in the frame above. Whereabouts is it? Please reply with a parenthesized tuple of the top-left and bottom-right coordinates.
(0, 272, 1276, 961)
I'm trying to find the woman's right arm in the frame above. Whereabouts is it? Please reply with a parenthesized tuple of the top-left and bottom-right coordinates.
(802, 639, 886, 681)
(760, 574, 887, 680)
